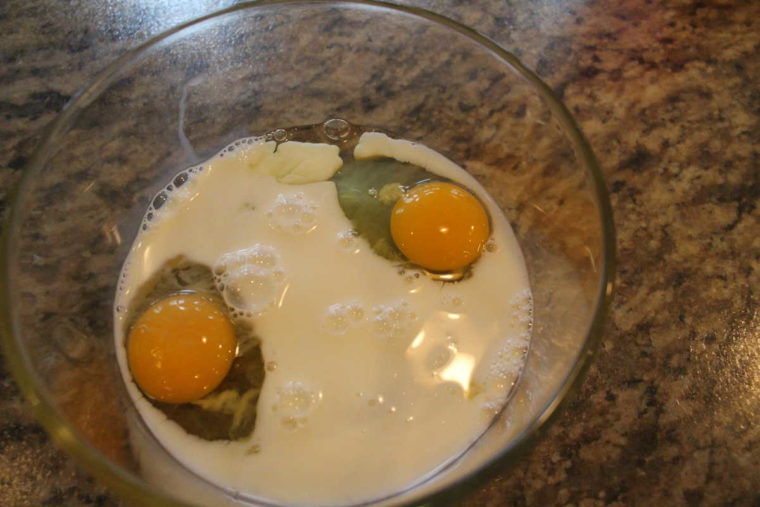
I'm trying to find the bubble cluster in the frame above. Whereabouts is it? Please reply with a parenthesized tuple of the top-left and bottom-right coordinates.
(371, 300, 418, 340)
(219, 135, 264, 157)
(483, 291, 532, 386)
(136, 136, 269, 234)
(489, 343, 527, 382)
(139, 166, 204, 231)
(510, 288, 533, 326)
(337, 229, 360, 253)
(267, 193, 318, 234)
(116, 264, 131, 296)
(213, 244, 286, 316)
(395, 267, 423, 293)
(216, 244, 280, 272)
(272, 381, 322, 430)
(324, 302, 365, 335)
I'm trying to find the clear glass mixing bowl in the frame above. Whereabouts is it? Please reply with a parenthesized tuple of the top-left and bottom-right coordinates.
(0, 1, 615, 505)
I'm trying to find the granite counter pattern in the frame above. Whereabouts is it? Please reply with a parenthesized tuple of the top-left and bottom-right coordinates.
(0, 0, 758, 505)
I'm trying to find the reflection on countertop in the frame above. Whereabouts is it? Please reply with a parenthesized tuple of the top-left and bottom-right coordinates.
(0, 0, 757, 505)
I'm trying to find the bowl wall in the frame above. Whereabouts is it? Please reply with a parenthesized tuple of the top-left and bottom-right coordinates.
(1, 2, 613, 505)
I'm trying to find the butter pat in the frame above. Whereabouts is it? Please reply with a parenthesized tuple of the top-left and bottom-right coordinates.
(246, 141, 342, 184)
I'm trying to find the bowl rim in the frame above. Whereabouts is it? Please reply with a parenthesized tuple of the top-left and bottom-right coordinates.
(0, 0, 616, 505)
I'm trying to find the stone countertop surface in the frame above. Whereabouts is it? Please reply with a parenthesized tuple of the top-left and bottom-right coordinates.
(0, 0, 757, 505)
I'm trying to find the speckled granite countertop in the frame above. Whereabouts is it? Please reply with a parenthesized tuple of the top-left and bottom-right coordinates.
(1, 0, 758, 505)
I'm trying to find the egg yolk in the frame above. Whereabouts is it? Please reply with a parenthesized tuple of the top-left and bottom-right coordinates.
(390, 181, 490, 272)
(127, 293, 236, 404)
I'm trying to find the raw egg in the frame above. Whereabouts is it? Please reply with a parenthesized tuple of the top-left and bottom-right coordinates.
(127, 293, 236, 404)
(390, 181, 490, 272)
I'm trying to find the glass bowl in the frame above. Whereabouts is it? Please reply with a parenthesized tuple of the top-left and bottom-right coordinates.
(0, 1, 615, 505)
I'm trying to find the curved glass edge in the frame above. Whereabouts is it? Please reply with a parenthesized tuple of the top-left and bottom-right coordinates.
(0, 1, 616, 506)
(0, 203, 189, 506)
(401, 11, 617, 506)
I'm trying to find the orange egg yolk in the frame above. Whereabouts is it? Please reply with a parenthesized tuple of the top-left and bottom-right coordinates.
(127, 293, 236, 404)
(390, 181, 490, 272)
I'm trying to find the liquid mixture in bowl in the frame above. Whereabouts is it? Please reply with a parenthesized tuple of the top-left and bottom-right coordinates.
(114, 124, 532, 505)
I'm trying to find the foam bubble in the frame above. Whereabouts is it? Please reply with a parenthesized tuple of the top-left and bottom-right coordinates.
(173, 172, 189, 188)
(267, 193, 318, 234)
(510, 288, 533, 325)
(138, 169, 201, 233)
(213, 244, 286, 315)
(216, 244, 280, 274)
(488, 344, 527, 381)
(324, 302, 365, 335)
(272, 381, 321, 429)
(481, 290, 532, 398)
(337, 229, 360, 253)
(371, 300, 418, 340)
(220, 266, 284, 313)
